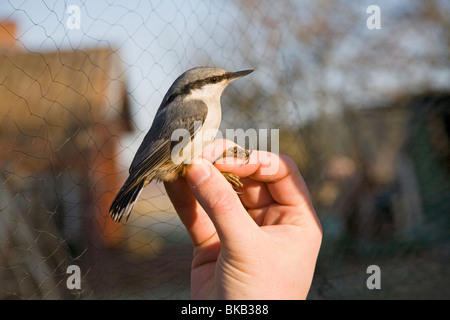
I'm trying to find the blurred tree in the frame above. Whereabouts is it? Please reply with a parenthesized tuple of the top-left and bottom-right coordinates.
(220, 0, 450, 173)
(211, 0, 450, 249)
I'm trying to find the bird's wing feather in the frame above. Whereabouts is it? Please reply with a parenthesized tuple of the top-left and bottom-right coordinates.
(123, 99, 208, 192)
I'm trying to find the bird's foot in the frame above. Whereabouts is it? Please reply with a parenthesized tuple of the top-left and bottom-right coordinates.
(213, 145, 251, 164)
(214, 145, 251, 194)
(221, 172, 244, 194)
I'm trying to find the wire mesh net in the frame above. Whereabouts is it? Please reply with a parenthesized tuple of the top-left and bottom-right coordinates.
(0, 0, 449, 299)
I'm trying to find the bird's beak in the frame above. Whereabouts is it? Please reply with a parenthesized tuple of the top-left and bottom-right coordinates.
(229, 69, 254, 81)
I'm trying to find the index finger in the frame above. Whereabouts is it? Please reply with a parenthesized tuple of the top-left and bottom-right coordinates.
(206, 139, 312, 208)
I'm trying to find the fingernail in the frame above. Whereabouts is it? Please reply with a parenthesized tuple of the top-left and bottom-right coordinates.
(186, 162, 211, 187)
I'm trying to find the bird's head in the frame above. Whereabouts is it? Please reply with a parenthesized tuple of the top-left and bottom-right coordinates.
(163, 66, 253, 104)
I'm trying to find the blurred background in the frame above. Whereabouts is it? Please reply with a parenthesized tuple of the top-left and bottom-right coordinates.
(0, 0, 449, 299)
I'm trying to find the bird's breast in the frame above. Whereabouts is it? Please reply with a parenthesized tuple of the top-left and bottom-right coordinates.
(169, 95, 222, 166)
(200, 98, 222, 144)
(184, 92, 222, 143)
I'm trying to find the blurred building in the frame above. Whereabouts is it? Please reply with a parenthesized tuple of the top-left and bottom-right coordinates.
(311, 91, 450, 250)
(0, 20, 132, 298)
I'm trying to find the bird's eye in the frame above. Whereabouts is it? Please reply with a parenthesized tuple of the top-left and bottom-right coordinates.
(210, 77, 218, 83)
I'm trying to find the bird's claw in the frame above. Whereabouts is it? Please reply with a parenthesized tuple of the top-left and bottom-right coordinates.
(214, 145, 251, 194)
(214, 145, 251, 165)
(222, 172, 245, 194)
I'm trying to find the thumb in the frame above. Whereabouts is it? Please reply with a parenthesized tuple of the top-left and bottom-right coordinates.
(185, 159, 258, 245)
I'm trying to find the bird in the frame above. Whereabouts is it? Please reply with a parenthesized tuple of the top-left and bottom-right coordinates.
(109, 66, 253, 222)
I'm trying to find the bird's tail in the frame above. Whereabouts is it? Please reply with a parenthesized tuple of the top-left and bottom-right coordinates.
(109, 179, 145, 222)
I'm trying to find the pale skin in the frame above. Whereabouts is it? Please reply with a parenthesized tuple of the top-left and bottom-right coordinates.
(164, 139, 322, 299)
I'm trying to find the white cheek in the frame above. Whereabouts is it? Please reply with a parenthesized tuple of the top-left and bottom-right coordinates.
(187, 83, 226, 104)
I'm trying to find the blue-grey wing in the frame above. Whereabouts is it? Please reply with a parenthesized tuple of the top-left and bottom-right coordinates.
(128, 99, 208, 182)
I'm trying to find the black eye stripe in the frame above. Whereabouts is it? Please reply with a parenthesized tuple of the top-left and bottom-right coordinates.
(188, 73, 229, 89)
(166, 72, 233, 103)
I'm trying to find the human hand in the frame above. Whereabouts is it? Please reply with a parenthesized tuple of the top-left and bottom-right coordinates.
(164, 139, 322, 299)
